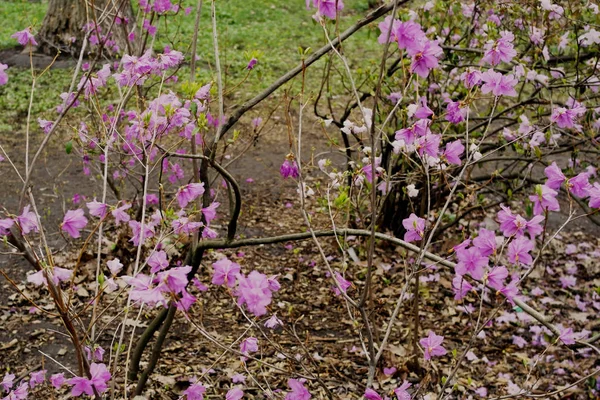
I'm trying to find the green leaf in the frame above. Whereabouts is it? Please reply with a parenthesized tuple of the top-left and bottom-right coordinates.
(65, 141, 73, 154)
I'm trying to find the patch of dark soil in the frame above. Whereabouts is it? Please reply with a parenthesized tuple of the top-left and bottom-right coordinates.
(0, 47, 77, 69)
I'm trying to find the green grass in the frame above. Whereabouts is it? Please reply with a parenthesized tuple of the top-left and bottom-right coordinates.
(0, 68, 73, 132)
(0, 1, 47, 49)
(0, 0, 386, 131)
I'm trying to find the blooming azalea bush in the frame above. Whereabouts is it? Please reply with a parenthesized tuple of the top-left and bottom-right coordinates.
(1, 0, 600, 399)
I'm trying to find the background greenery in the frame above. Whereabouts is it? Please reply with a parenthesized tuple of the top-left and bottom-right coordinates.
(0, 0, 383, 131)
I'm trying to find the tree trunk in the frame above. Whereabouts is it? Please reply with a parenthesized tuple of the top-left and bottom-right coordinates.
(37, 0, 133, 56)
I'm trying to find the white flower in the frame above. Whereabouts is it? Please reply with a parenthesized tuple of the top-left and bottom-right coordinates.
(406, 184, 419, 198)
(581, 28, 600, 46)
(318, 158, 329, 172)
(392, 140, 406, 154)
(297, 183, 314, 198)
(362, 108, 373, 129)
(407, 104, 418, 118)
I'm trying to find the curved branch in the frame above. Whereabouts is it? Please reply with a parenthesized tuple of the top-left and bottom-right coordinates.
(159, 148, 241, 241)
(219, 0, 412, 137)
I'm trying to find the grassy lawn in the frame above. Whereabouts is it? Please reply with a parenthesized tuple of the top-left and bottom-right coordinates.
(0, 0, 385, 131)
(0, 1, 47, 49)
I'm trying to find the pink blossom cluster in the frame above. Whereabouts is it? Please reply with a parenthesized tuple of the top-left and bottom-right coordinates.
(378, 17, 443, 78)
(1, 363, 110, 398)
(211, 257, 281, 317)
(305, 0, 344, 20)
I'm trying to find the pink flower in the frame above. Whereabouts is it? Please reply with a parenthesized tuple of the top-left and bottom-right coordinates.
(38, 118, 53, 134)
(61, 209, 88, 238)
(175, 289, 197, 311)
(402, 213, 426, 242)
(202, 202, 220, 225)
(307, 0, 344, 19)
(420, 330, 447, 360)
(529, 184, 560, 215)
(452, 275, 472, 300)
(378, 15, 400, 44)
(512, 335, 528, 348)
(123, 274, 168, 307)
(394, 380, 412, 400)
(410, 40, 443, 78)
(89, 362, 111, 392)
(68, 363, 111, 395)
(29, 370, 45, 388)
(172, 216, 203, 235)
(567, 172, 591, 197)
(551, 101, 585, 129)
(183, 380, 206, 400)
(393, 20, 426, 55)
(460, 68, 482, 88)
(487, 266, 508, 290)
(158, 265, 191, 294)
(395, 119, 430, 145)
(240, 337, 258, 354)
(588, 182, 600, 208)
(416, 133, 441, 158)
(507, 236, 535, 265)
(8, 382, 28, 399)
(252, 117, 262, 129)
(12, 28, 38, 46)
(445, 101, 468, 124)
(1, 373, 15, 391)
(286, 378, 311, 400)
(558, 327, 576, 345)
(0, 218, 15, 236)
(50, 373, 65, 389)
(480, 69, 518, 97)
(415, 97, 434, 119)
(497, 205, 544, 237)
(333, 271, 351, 295)
(482, 31, 517, 65)
(0, 63, 8, 86)
(177, 183, 205, 208)
(246, 58, 258, 70)
(559, 275, 576, 288)
(87, 199, 108, 218)
(78, 64, 111, 98)
(212, 257, 241, 288)
(128, 220, 155, 246)
(443, 139, 465, 165)
(226, 387, 244, 400)
(364, 388, 383, 400)
(195, 83, 212, 100)
(544, 162, 565, 190)
(18, 205, 39, 235)
(107, 258, 123, 275)
(280, 159, 300, 179)
(265, 313, 283, 328)
(237, 271, 273, 316)
(153, 0, 174, 13)
(112, 203, 131, 224)
(472, 228, 497, 256)
(455, 247, 488, 280)
(148, 250, 169, 273)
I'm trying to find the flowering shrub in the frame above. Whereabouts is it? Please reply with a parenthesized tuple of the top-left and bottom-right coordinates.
(1, 0, 600, 398)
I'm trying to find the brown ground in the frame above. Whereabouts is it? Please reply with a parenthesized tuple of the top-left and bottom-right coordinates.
(0, 58, 599, 399)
